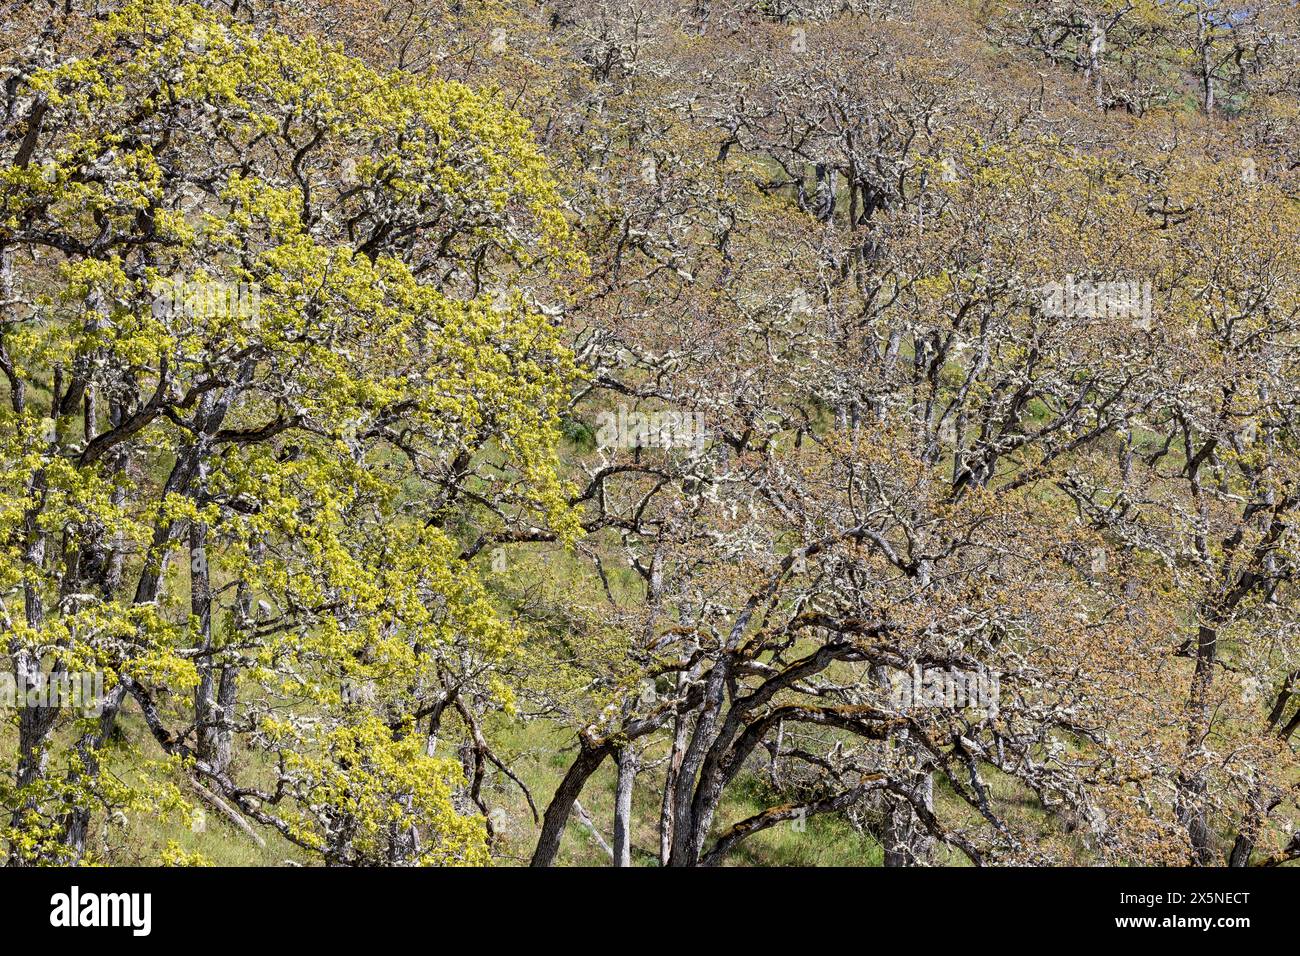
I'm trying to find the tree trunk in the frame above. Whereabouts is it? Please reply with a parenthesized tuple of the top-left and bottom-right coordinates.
(659, 700, 689, 866)
(192, 521, 220, 766)
(1086, 19, 1106, 108)
(530, 741, 611, 866)
(882, 772, 934, 866)
(1178, 621, 1218, 864)
(613, 746, 637, 867)
(1197, 8, 1215, 116)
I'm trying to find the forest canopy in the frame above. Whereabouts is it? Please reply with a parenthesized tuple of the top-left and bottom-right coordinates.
(1, 0, 1298, 868)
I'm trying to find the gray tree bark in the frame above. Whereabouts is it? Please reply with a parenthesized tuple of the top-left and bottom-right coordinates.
(612, 746, 637, 866)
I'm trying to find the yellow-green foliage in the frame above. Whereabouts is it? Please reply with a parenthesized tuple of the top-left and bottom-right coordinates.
(0, 0, 583, 865)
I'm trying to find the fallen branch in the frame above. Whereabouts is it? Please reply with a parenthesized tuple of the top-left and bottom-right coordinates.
(188, 776, 267, 850)
(571, 799, 614, 860)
